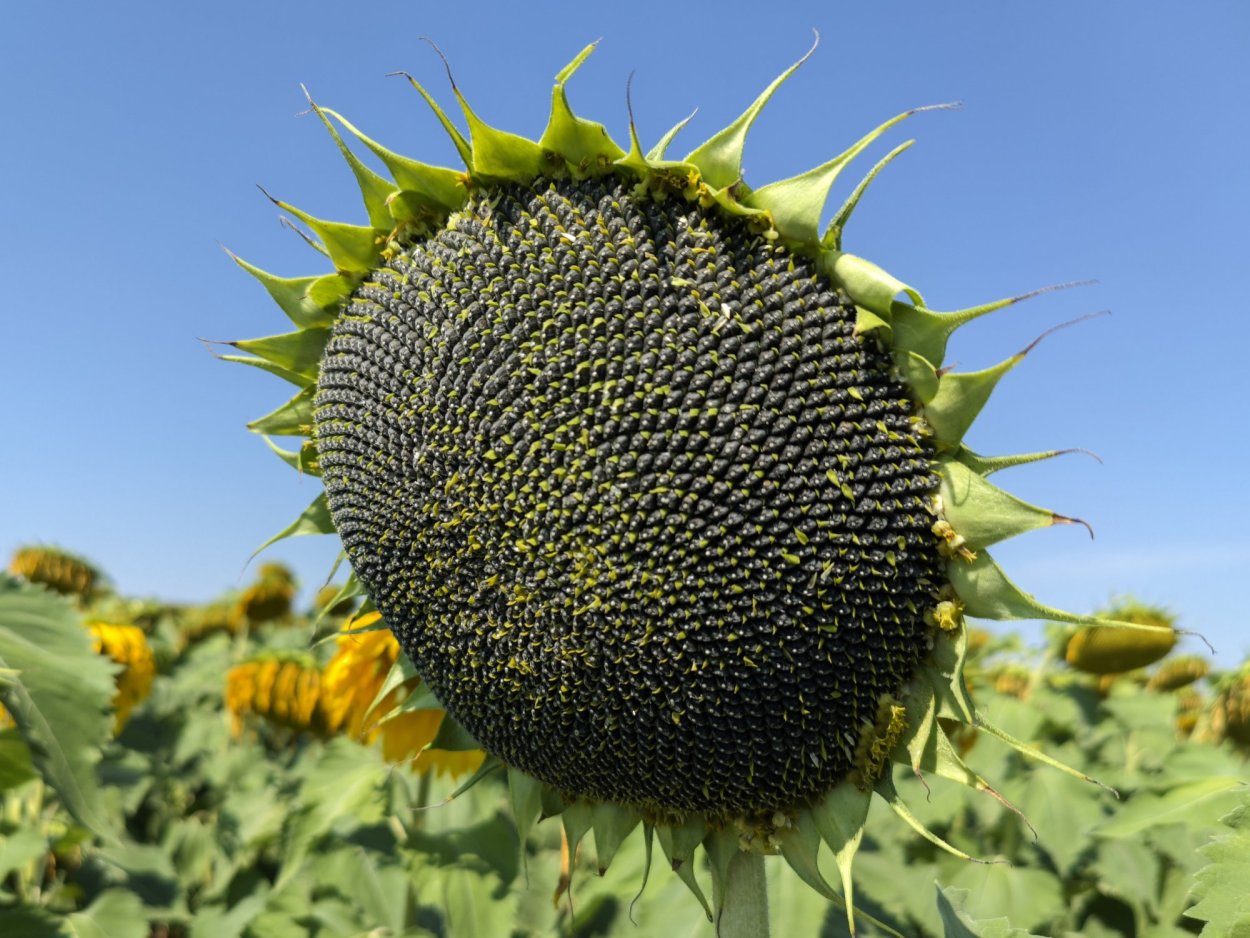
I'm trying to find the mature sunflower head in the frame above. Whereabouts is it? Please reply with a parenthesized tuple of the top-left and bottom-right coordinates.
(223, 38, 1156, 930)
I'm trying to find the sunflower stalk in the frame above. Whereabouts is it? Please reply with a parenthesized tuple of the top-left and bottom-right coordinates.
(718, 851, 770, 938)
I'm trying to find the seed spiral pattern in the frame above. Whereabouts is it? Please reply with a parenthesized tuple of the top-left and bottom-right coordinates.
(315, 176, 943, 817)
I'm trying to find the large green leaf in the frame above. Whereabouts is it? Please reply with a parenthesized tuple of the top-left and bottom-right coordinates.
(1186, 798, 1250, 937)
(66, 888, 151, 938)
(0, 576, 118, 839)
(936, 884, 1047, 937)
(1096, 779, 1247, 838)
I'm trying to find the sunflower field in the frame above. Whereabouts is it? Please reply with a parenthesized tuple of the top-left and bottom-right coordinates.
(1, 545, 1247, 937)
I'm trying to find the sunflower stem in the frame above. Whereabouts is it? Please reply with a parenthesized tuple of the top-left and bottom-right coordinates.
(718, 850, 770, 938)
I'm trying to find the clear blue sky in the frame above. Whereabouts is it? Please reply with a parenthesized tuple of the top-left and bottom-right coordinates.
(3, 2, 1247, 663)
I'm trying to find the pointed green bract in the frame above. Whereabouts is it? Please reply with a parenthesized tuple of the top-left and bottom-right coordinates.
(955, 446, 1098, 477)
(226, 253, 337, 329)
(811, 782, 872, 935)
(746, 106, 929, 243)
(247, 385, 315, 436)
(321, 108, 468, 214)
(391, 68, 474, 168)
(539, 42, 625, 175)
(656, 821, 712, 919)
(260, 191, 382, 274)
(939, 458, 1076, 549)
(683, 32, 818, 189)
(252, 492, 334, 557)
(589, 802, 641, 873)
(305, 88, 398, 230)
(825, 140, 914, 251)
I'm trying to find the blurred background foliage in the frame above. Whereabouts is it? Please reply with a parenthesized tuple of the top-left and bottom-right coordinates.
(1, 546, 1247, 937)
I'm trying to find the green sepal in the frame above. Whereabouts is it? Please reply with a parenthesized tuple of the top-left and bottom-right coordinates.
(746, 107, 924, 243)
(938, 458, 1085, 550)
(703, 827, 740, 915)
(683, 32, 818, 190)
(390, 69, 473, 168)
(536, 787, 565, 822)
(616, 101, 698, 183)
(307, 272, 358, 313)
(925, 631, 976, 723)
(825, 140, 914, 251)
(874, 771, 982, 862)
(949, 552, 1151, 636)
(252, 492, 333, 557)
(646, 110, 698, 161)
(320, 108, 468, 214)
(428, 711, 481, 752)
(589, 802, 641, 874)
(217, 353, 310, 389)
(893, 282, 1089, 368)
(230, 327, 332, 383)
(893, 673, 941, 772)
(304, 88, 397, 230)
(854, 306, 892, 341)
(811, 781, 872, 936)
(954, 446, 1098, 477)
(441, 74, 543, 183)
(260, 189, 382, 274)
(225, 252, 337, 329)
(975, 716, 1114, 793)
(560, 800, 595, 860)
(439, 756, 503, 802)
(630, 824, 656, 921)
(925, 356, 1019, 445)
(656, 820, 713, 921)
(261, 435, 320, 476)
(247, 385, 316, 436)
(898, 350, 940, 404)
(309, 567, 362, 645)
(508, 769, 544, 852)
(539, 42, 625, 177)
(779, 809, 844, 904)
(821, 251, 923, 319)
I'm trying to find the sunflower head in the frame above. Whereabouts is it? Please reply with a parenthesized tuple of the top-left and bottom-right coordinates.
(86, 621, 156, 733)
(1065, 597, 1178, 675)
(224, 37, 1145, 930)
(8, 545, 104, 603)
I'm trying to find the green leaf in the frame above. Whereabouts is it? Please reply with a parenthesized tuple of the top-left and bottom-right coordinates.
(0, 827, 48, 882)
(944, 864, 1064, 933)
(0, 576, 118, 840)
(936, 884, 1046, 937)
(1097, 779, 1248, 839)
(66, 888, 150, 938)
(0, 906, 74, 937)
(277, 739, 389, 887)
(1186, 800, 1250, 936)
(0, 727, 37, 790)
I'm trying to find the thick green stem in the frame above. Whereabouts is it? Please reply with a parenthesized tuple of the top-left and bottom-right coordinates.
(718, 851, 769, 938)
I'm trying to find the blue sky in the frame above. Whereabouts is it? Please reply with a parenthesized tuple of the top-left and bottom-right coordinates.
(2, 2, 1247, 663)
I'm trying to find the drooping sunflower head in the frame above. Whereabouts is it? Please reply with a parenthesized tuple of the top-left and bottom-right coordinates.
(224, 37, 1151, 929)
(8, 544, 104, 603)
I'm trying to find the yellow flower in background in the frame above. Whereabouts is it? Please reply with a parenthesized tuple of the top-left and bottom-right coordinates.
(225, 655, 326, 738)
(233, 562, 297, 627)
(8, 545, 103, 603)
(86, 622, 156, 733)
(281, 611, 484, 777)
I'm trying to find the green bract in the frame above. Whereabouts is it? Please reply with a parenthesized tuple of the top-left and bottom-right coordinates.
(222, 37, 1164, 934)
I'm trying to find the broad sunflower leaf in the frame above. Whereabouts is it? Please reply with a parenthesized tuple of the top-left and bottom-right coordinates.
(936, 884, 1046, 937)
(0, 576, 118, 840)
(1097, 779, 1248, 839)
(66, 888, 150, 938)
(1185, 799, 1250, 936)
